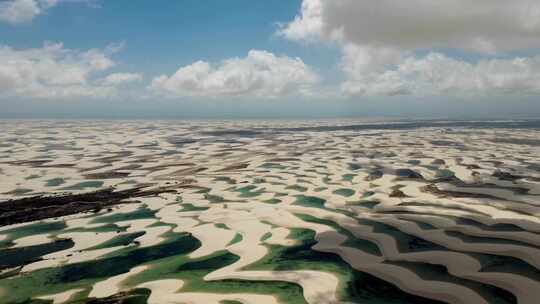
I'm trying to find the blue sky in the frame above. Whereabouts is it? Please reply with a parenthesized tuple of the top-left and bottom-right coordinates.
(1, 0, 540, 118)
(0, 1, 338, 76)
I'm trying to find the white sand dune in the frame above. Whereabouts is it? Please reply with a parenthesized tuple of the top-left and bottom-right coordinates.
(2, 120, 540, 304)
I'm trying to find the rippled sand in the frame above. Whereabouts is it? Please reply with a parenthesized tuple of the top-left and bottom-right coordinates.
(1, 119, 540, 304)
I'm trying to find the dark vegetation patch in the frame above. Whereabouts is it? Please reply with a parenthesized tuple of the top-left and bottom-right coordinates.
(0, 186, 177, 227)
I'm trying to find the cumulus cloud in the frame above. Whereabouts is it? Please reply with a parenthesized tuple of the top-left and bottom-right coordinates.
(151, 50, 319, 98)
(0, 0, 93, 24)
(281, 0, 540, 53)
(278, 0, 323, 42)
(0, 42, 135, 99)
(101, 73, 143, 85)
(282, 0, 540, 97)
(0, 0, 41, 24)
(342, 48, 540, 96)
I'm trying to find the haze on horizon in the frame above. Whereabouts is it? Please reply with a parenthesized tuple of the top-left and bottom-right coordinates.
(1, 0, 540, 119)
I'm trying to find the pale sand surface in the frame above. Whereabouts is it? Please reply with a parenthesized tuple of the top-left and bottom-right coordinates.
(12, 234, 52, 248)
(139, 279, 282, 304)
(89, 266, 148, 298)
(36, 288, 85, 304)
(2, 120, 540, 304)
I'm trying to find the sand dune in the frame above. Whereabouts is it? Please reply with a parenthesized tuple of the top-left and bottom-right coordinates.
(1, 120, 540, 304)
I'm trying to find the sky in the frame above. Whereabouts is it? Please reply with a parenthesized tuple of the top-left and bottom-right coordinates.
(1, 0, 540, 119)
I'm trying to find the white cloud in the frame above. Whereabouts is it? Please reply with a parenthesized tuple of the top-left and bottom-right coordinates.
(278, 0, 323, 42)
(281, 0, 540, 53)
(0, 0, 94, 24)
(282, 0, 540, 97)
(0, 42, 136, 99)
(151, 50, 319, 98)
(342, 47, 540, 96)
(101, 73, 143, 85)
(0, 0, 41, 24)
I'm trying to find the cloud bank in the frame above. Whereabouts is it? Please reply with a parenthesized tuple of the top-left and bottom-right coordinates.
(281, 0, 540, 96)
(101, 73, 143, 85)
(151, 50, 319, 98)
(0, 42, 140, 99)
